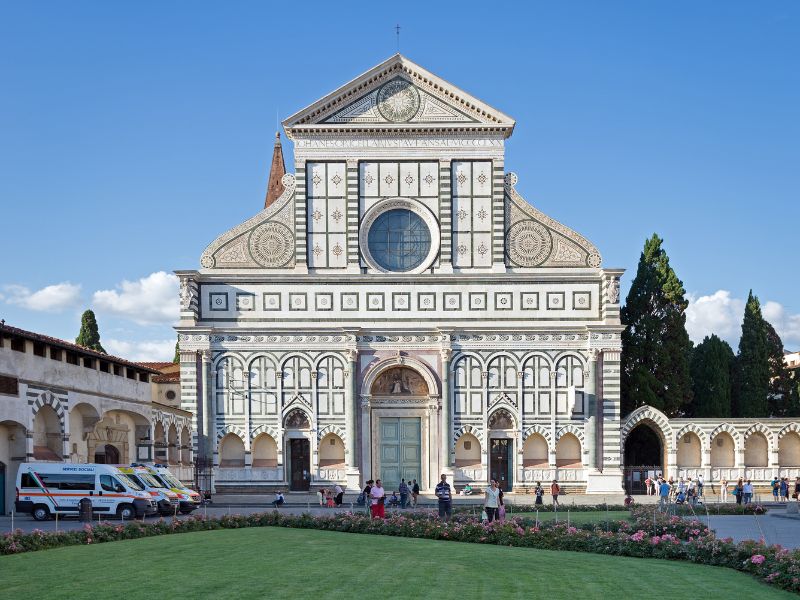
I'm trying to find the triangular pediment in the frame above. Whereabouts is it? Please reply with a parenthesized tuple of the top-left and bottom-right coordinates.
(283, 54, 515, 136)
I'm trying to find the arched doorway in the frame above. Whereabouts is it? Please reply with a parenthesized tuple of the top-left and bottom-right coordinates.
(488, 408, 515, 491)
(284, 408, 311, 491)
(624, 423, 664, 494)
(94, 444, 120, 464)
(366, 363, 431, 492)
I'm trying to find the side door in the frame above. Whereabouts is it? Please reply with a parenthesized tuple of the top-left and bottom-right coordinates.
(98, 474, 118, 512)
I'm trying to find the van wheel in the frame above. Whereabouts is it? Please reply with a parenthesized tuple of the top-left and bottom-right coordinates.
(116, 504, 135, 520)
(32, 505, 50, 521)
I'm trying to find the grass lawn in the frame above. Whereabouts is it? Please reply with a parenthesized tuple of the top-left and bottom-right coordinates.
(511, 509, 631, 524)
(0, 528, 791, 599)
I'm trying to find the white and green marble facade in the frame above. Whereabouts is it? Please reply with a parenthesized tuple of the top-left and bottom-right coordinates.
(177, 55, 626, 493)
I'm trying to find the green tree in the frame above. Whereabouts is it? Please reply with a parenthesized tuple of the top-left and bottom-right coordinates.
(764, 321, 797, 416)
(734, 291, 770, 417)
(173, 335, 180, 364)
(75, 309, 106, 353)
(621, 234, 693, 416)
(688, 335, 734, 417)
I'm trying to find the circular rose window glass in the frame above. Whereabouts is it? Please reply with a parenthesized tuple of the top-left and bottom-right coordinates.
(366, 208, 432, 272)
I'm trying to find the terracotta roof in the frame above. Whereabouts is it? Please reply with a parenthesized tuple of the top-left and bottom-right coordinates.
(139, 361, 176, 371)
(0, 322, 160, 374)
(153, 373, 180, 383)
(264, 132, 286, 208)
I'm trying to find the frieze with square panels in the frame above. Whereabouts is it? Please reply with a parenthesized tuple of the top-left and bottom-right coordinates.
(200, 284, 601, 319)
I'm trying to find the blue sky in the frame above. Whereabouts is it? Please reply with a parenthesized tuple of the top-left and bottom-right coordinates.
(1, 1, 798, 359)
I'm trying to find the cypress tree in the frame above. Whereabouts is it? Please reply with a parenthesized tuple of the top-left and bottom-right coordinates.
(735, 291, 770, 417)
(765, 321, 794, 416)
(688, 334, 734, 417)
(75, 309, 106, 353)
(621, 234, 693, 416)
(173, 335, 180, 364)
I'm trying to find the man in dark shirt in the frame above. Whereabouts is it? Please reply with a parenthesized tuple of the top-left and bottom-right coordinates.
(435, 473, 452, 521)
(399, 479, 410, 509)
(411, 479, 420, 508)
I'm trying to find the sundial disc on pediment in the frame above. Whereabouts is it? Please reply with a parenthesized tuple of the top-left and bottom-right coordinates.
(376, 79, 420, 122)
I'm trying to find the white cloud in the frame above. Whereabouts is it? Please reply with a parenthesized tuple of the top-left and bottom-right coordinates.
(3, 282, 82, 312)
(762, 300, 800, 351)
(685, 290, 744, 348)
(92, 271, 179, 325)
(686, 290, 800, 350)
(105, 338, 176, 362)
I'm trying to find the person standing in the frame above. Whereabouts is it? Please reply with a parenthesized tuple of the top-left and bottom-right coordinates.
(659, 478, 670, 509)
(317, 488, 325, 506)
(333, 484, 344, 507)
(734, 478, 744, 505)
(720, 478, 728, 503)
(370, 478, 386, 519)
(794, 477, 800, 501)
(484, 479, 500, 522)
(743, 480, 754, 504)
(771, 477, 780, 502)
(435, 474, 453, 521)
(398, 479, 410, 509)
(411, 479, 420, 508)
(697, 474, 704, 499)
(362, 480, 374, 515)
(644, 476, 652, 496)
(780, 478, 789, 502)
(534, 481, 544, 506)
(550, 480, 560, 508)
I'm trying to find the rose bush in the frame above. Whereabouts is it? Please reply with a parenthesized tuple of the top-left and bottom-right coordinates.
(0, 509, 796, 593)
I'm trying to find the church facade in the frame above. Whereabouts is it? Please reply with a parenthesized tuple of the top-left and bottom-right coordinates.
(175, 55, 799, 495)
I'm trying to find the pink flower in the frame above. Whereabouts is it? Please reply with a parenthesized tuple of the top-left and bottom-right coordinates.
(515, 527, 525, 535)
(630, 530, 646, 542)
(567, 527, 578, 534)
(751, 554, 766, 565)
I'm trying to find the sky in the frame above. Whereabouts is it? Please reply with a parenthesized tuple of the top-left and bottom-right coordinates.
(0, 1, 798, 360)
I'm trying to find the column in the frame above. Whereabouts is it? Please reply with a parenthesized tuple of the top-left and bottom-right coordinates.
(440, 349, 453, 471)
(549, 370, 558, 479)
(360, 396, 371, 482)
(345, 350, 361, 488)
(584, 352, 597, 471)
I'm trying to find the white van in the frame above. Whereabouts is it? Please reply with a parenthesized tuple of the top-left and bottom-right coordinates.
(15, 463, 157, 521)
(115, 466, 181, 516)
(139, 464, 201, 515)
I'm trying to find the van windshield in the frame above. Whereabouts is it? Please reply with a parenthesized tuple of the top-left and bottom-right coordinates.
(161, 474, 183, 488)
(140, 473, 165, 488)
(117, 474, 143, 491)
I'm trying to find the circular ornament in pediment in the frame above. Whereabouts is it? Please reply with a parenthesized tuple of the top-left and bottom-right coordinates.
(248, 221, 294, 268)
(376, 79, 420, 123)
(507, 220, 552, 266)
(587, 252, 602, 268)
(200, 254, 215, 268)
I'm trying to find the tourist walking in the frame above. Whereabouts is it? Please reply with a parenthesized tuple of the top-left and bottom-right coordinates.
(399, 479, 410, 509)
(411, 479, 420, 508)
(697, 474, 704, 498)
(370, 478, 386, 519)
(435, 474, 453, 521)
(734, 479, 744, 505)
(780, 478, 789, 502)
(771, 477, 780, 502)
(551, 480, 560, 508)
(484, 479, 501, 522)
(534, 481, 544, 506)
(720, 478, 728, 503)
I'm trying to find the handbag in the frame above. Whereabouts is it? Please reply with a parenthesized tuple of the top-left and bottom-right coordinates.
(481, 509, 488, 521)
(498, 505, 506, 519)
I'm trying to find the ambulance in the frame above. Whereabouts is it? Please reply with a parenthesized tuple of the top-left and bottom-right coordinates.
(115, 466, 181, 516)
(138, 464, 201, 515)
(15, 462, 157, 521)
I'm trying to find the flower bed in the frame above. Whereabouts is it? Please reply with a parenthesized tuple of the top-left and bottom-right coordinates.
(1, 509, 796, 593)
(473, 503, 766, 516)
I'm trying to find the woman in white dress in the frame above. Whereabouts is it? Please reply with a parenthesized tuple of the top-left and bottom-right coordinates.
(720, 478, 728, 503)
